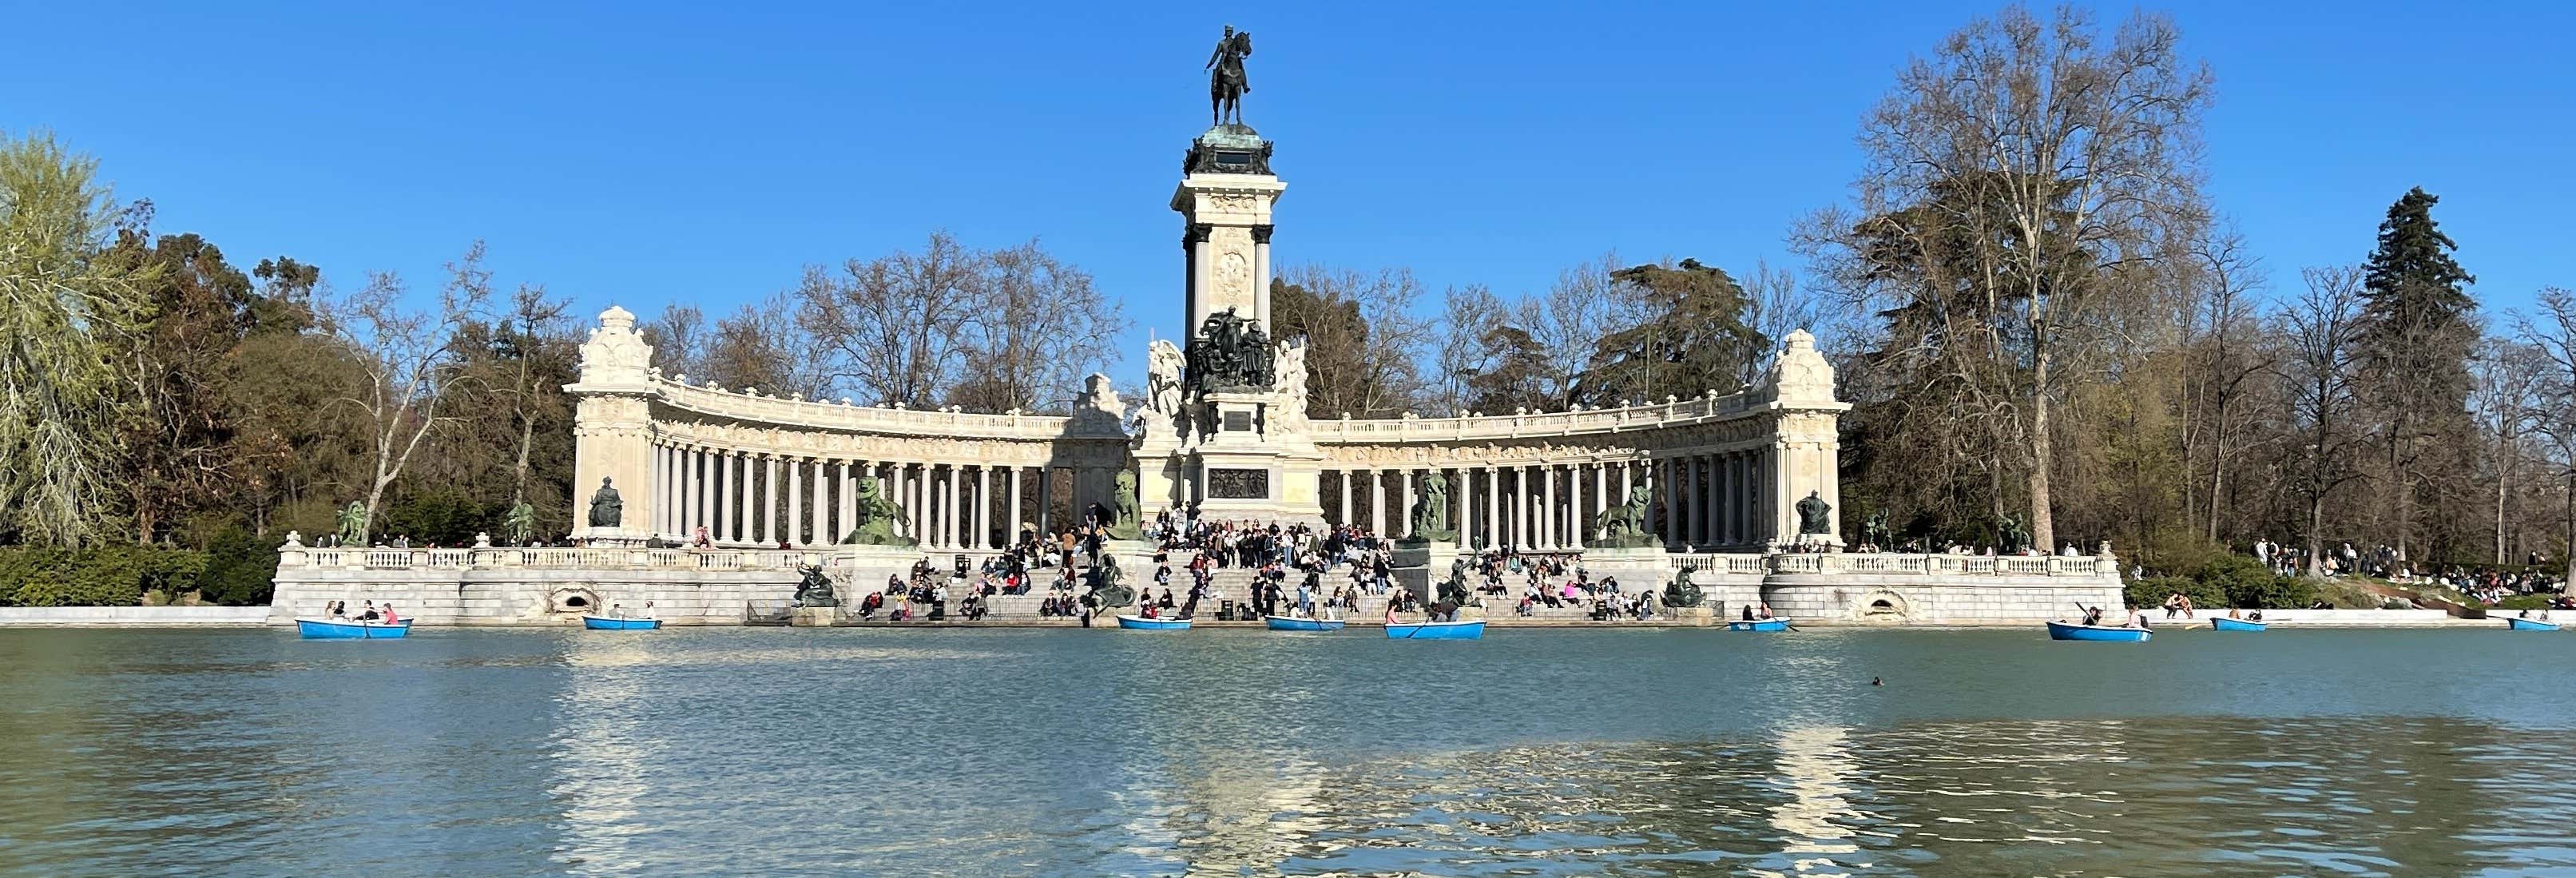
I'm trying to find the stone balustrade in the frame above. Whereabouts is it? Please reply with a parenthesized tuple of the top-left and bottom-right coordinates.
(284, 546, 824, 572)
(652, 378, 1089, 439)
(1306, 391, 1764, 444)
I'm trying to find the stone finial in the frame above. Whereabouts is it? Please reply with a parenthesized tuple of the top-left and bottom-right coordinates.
(281, 530, 305, 548)
(746, 387, 760, 395)
(474, 531, 492, 548)
(1763, 328, 1839, 404)
(575, 305, 654, 387)
(1665, 395, 1678, 403)
(789, 392, 804, 401)
(842, 397, 855, 406)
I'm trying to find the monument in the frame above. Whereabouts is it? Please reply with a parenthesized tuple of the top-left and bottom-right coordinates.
(264, 33, 2130, 632)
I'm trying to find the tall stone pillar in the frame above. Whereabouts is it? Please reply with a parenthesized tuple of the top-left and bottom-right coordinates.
(1172, 128, 1286, 333)
(568, 306, 657, 544)
(1369, 470, 1386, 536)
(1758, 329, 1849, 548)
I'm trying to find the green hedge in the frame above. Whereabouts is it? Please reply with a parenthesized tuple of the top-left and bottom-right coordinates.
(2125, 554, 2316, 610)
(0, 546, 207, 607)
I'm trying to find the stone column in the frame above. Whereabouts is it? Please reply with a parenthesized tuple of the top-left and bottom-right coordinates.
(1592, 461, 1610, 540)
(1035, 466, 1051, 537)
(784, 458, 804, 546)
(1660, 457, 1679, 547)
(811, 459, 830, 545)
(945, 463, 962, 550)
(1369, 469, 1386, 537)
(1535, 460, 1555, 543)
(1008, 466, 1024, 546)
(1337, 470, 1352, 527)
(710, 451, 729, 543)
(840, 461, 859, 540)
(1252, 225, 1275, 329)
(1485, 467, 1502, 548)
(976, 466, 993, 550)
(1398, 470, 1415, 539)
(1510, 467, 1527, 550)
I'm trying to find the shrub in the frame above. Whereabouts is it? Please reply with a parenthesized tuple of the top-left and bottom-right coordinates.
(0, 546, 206, 607)
(2127, 575, 2224, 611)
(196, 526, 279, 606)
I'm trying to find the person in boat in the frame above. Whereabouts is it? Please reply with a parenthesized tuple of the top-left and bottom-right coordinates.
(1758, 602, 1776, 621)
(380, 603, 401, 625)
(1430, 598, 1460, 624)
(326, 600, 347, 620)
(1384, 601, 1400, 626)
(1139, 602, 1160, 620)
(2080, 605, 2105, 626)
(2226, 606, 2242, 620)
(2246, 609, 2262, 622)
(1742, 604, 1756, 622)
(638, 601, 656, 619)
(358, 601, 380, 622)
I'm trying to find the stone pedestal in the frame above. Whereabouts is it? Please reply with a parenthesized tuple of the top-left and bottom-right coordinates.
(575, 527, 655, 547)
(789, 606, 837, 627)
(828, 544, 933, 598)
(1578, 546, 1670, 594)
(1389, 539, 1461, 604)
(1665, 605, 1714, 626)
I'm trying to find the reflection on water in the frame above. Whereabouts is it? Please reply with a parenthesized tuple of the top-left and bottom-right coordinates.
(1, 626, 2572, 876)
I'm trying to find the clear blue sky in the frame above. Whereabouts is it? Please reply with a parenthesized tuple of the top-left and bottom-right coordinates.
(16, 2, 2572, 369)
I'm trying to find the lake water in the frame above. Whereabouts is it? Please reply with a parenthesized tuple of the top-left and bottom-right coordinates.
(0, 626, 2570, 876)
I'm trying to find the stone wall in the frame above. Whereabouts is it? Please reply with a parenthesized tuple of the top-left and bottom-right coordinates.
(0, 606, 272, 626)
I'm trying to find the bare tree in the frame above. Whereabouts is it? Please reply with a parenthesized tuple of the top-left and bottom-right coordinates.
(2469, 336, 2543, 564)
(2515, 287, 2576, 586)
(796, 232, 981, 408)
(498, 284, 572, 507)
(1526, 255, 1621, 408)
(638, 304, 707, 382)
(2277, 266, 2369, 577)
(1428, 284, 1507, 416)
(1739, 259, 1818, 386)
(951, 240, 1127, 413)
(2177, 228, 2272, 541)
(1804, 5, 2213, 550)
(323, 242, 494, 540)
(1272, 264, 1428, 419)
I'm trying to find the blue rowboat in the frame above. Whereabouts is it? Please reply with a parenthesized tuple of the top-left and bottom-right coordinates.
(2046, 620, 2151, 642)
(2507, 617, 2560, 631)
(581, 614, 662, 630)
(1115, 615, 1192, 630)
(296, 618, 412, 639)
(1728, 617, 1792, 632)
(1264, 615, 1344, 632)
(1386, 620, 1484, 640)
(2210, 617, 2267, 632)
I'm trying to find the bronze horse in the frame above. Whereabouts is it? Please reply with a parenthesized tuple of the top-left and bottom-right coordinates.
(1207, 26, 1252, 126)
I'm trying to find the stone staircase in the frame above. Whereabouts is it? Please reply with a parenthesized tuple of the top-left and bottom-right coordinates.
(829, 550, 1678, 624)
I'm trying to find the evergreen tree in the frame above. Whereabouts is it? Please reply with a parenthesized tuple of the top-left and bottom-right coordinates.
(2356, 187, 2477, 560)
(1580, 259, 1767, 407)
